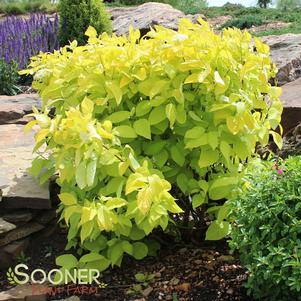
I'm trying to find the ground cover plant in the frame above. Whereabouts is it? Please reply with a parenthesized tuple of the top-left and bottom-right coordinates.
(203, 5, 301, 36)
(229, 156, 301, 300)
(22, 19, 282, 279)
(0, 59, 20, 95)
(0, 13, 59, 95)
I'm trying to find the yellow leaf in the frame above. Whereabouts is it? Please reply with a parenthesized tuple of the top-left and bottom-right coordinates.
(35, 129, 49, 143)
(81, 97, 94, 114)
(85, 26, 97, 38)
(137, 187, 153, 215)
(106, 81, 123, 105)
(59, 193, 77, 206)
(270, 131, 283, 149)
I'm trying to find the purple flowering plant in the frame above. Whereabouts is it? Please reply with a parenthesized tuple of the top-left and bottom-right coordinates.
(0, 14, 59, 69)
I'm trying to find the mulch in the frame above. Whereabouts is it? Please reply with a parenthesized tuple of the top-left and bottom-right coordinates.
(0, 227, 254, 301)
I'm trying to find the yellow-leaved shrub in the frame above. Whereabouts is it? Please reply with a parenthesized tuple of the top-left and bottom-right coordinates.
(22, 19, 282, 277)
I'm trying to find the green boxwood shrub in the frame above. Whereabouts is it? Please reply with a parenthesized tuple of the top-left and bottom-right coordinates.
(22, 20, 282, 278)
(58, 0, 112, 46)
(229, 156, 301, 301)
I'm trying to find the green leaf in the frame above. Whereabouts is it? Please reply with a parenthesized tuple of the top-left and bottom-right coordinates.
(110, 243, 124, 266)
(59, 193, 77, 206)
(153, 149, 168, 168)
(56, 254, 78, 269)
(149, 106, 166, 125)
(76, 162, 87, 189)
(184, 135, 208, 149)
(143, 140, 167, 156)
(135, 273, 146, 282)
(115, 125, 137, 138)
(97, 257, 111, 272)
(107, 111, 131, 123)
(132, 242, 148, 260)
(205, 221, 230, 240)
(129, 226, 146, 241)
(198, 149, 219, 168)
(136, 101, 152, 117)
(220, 141, 231, 166)
(208, 131, 219, 150)
(192, 193, 206, 209)
(103, 177, 125, 196)
(185, 127, 205, 139)
(133, 119, 151, 139)
(209, 176, 238, 200)
(171, 145, 185, 166)
(80, 221, 94, 243)
(176, 173, 188, 193)
(176, 104, 186, 124)
(30, 157, 46, 178)
(79, 252, 106, 263)
(122, 241, 133, 255)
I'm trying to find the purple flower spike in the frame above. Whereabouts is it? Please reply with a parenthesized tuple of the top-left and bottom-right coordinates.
(0, 13, 59, 69)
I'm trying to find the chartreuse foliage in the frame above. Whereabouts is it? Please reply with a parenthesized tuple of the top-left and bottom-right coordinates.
(229, 156, 301, 300)
(22, 18, 282, 277)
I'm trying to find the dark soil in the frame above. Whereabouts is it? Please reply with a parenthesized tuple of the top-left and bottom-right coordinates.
(0, 227, 254, 301)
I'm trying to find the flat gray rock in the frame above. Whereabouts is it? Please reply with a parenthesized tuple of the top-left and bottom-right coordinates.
(0, 218, 16, 235)
(0, 124, 51, 210)
(109, 2, 206, 36)
(2, 211, 34, 223)
(262, 34, 301, 86)
(0, 284, 47, 301)
(0, 238, 30, 269)
(280, 77, 301, 133)
(0, 222, 44, 247)
(0, 93, 40, 124)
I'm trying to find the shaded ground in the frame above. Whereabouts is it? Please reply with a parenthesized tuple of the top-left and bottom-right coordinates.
(0, 227, 253, 301)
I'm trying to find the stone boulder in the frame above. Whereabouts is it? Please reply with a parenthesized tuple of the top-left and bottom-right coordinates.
(0, 284, 47, 301)
(109, 2, 206, 36)
(0, 124, 51, 210)
(280, 77, 301, 133)
(0, 94, 40, 125)
(279, 122, 301, 158)
(0, 218, 16, 235)
(262, 34, 301, 86)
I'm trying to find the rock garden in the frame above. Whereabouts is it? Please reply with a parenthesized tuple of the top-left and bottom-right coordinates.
(0, 0, 300, 301)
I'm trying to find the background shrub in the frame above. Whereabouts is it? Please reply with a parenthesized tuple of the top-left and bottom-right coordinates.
(58, 0, 112, 46)
(0, 0, 57, 15)
(0, 59, 20, 95)
(229, 156, 301, 300)
(222, 2, 244, 11)
(220, 15, 264, 30)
